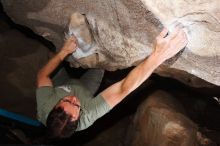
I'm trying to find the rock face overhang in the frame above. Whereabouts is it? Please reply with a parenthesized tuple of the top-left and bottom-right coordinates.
(1, 0, 220, 86)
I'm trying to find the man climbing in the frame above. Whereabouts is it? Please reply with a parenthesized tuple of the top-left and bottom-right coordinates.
(36, 23, 188, 138)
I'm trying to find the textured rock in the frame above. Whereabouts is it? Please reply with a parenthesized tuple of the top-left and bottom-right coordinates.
(82, 116, 130, 146)
(140, 0, 220, 86)
(1, 0, 160, 68)
(1, 0, 220, 85)
(126, 91, 214, 146)
(155, 65, 216, 88)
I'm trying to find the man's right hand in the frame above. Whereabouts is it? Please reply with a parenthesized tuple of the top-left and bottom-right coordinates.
(59, 36, 78, 60)
(37, 36, 78, 87)
(153, 24, 188, 63)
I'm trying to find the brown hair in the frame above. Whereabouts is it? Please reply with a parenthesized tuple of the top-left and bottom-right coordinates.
(46, 107, 79, 139)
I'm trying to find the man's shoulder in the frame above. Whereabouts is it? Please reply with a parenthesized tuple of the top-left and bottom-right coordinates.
(36, 86, 54, 99)
(76, 94, 112, 131)
(36, 86, 70, 125)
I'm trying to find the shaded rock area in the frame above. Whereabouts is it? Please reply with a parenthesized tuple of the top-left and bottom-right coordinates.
(1, 0, 220, 86)
(155, 65, 216, 88)
(126, 91, 214, 146)
(0, 17, 50, 118)
(82, 116, 131, 146)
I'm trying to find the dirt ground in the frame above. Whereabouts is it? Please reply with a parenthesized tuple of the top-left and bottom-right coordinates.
(0, 16, 50, 118)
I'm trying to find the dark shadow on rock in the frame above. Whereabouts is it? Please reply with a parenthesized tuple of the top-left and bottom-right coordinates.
(0, 18, 49, 118)
(0, 2, 56, 52)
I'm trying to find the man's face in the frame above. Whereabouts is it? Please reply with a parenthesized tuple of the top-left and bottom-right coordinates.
(56, 96, 81, 121)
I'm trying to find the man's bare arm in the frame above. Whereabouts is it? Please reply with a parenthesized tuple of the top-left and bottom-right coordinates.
(101, 26, 188, 108)
(37, 37, 77, 87)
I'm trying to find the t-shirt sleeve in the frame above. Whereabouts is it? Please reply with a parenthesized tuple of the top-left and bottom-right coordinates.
(76, 94, 112, 131)
(36, 86, 54, 100)
(36, 86, 55, 125)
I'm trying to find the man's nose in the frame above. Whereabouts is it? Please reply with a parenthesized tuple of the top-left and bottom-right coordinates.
(70, 96, 77, 103)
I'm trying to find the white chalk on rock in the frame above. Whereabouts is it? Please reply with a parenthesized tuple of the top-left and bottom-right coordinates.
(65, 12, 96, 59)
(72, 47, 96, 59)
(166, 20, 189, 38)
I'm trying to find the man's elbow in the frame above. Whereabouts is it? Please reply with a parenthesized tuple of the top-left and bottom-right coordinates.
(120, 81, 133, 97)
(37, 70, 44, 79)
(37, 70, 48, 82)
(36, 70, 52, 87)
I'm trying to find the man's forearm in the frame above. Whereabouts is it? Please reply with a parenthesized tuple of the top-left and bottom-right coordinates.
(37, 50, 68, 87)
(121, 53, 162, 95)
(101, 52, 163, 107)
(37, 37, 77, 87)
(101, 27, 187, 108)
(38, 50, 68, 78)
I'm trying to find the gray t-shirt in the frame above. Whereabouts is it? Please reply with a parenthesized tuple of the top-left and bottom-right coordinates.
(36, 79, 112, 131)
